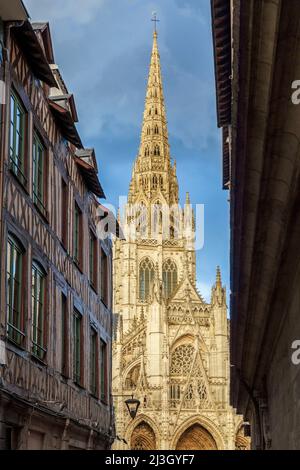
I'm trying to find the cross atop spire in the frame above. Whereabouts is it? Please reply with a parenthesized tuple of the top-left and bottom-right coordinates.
(151, 11, 160, 33)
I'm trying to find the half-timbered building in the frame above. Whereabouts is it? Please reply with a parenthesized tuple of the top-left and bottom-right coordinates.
(0, 2, 116, 450)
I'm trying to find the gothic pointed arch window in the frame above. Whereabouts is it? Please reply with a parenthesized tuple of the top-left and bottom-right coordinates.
(144, 146, 150, 157)
(176, 424, 218, 450)
(139, 258, 154, 300)
(152, 174, 158, 190)
(170, 344, 194, 376)
(141, 176, 147, 191)
(170, 342, 211, 409)
(153, 200, 163, 234)
(155, 107, 158, 115)
(146, 126, 150, 135)
(154, 124, 159, 135)
(154, 145, 160, 156)
(131, 422, 156, 450)
(169, 343, 194, 407)
(159, 175, 163, 189)
(163, 259, 178, 298)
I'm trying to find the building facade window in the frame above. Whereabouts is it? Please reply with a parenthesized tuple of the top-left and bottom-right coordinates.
(73, 203, 82, 267)
(162, 259, 178, 298)
(100, 339, 107, 402)
(90, 327, 98, 396)
(170, 383, 181, 401)
(61, 293, 68, 376)
(32, 132, 46, 217)
(101, 248, 108, 306)
(61, 179, 68, 248)
(73, 309, 82, 385)
(31, 262, 46, 360)
(9, 92, 26, 185)
(89, 231, 97, 290)
(6, 235, 25, 345)
(139, 257, 154, 300)
(152, 174, 158, 190)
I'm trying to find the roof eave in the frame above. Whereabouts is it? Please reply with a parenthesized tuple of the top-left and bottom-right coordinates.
(0, 0, 29, 21)
(49, 100, 83, 149)
(75, 157, 106, 198)
(11, 20, 57, 87)
(210, 0, 232, 128)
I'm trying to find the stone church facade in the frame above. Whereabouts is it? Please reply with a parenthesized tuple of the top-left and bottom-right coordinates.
(112, 31, 247, 450)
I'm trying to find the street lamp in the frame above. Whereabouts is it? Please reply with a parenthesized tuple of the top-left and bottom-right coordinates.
(125, 394, 140, 419)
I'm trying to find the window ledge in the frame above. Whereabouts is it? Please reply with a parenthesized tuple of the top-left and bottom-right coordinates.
(31, 353, 47, 366)
(6, 335, 26, 352)
(33, 201, 49, 224)
(60, 240, 68, 252)
(90, 282, 98, 295)
(61, 372, 69, 381)
(73, 259, 83, 274)
(9, 167, 29, 194)
(90, 392, 99, 400)
(73, 380, 85, 391)
(101, 299, 109, 309)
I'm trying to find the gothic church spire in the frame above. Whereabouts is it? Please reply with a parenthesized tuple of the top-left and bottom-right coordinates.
(138, 31, 170, 160)
(128, 31, 178, 205)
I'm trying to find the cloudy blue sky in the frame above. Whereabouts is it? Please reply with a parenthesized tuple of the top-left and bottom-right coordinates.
(24, 0, 229, 303)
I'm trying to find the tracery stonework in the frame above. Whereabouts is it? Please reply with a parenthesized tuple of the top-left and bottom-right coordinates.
(131, 422, 156, 450)
(112, 31, 248, 450)
(176, 425, 217, 450)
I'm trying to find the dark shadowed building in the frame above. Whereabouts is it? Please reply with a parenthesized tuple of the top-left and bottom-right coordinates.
(211, 0, 300, 450)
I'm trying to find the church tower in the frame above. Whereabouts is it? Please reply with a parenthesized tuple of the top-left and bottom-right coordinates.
(112, 29, 248, 451)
